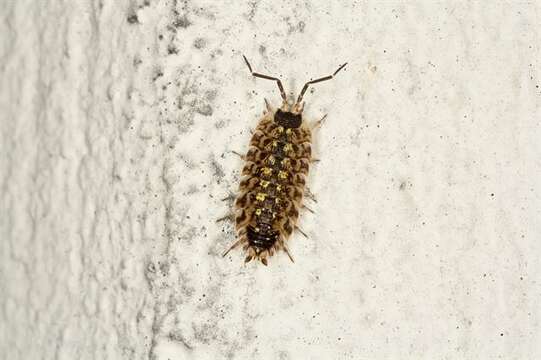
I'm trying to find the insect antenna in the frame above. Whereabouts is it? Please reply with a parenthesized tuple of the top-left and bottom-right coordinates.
(242, 55, 287, 102)
(296, 62, 348, 105)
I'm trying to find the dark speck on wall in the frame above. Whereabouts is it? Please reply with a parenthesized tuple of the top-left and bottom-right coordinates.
(127, 13, 139, 24)
(152, 69, 164, 81)
(196, 104, 213, 116)
(168, 44, 178, 55)
(193, 38, 207, 49)
(210, 158, 225, 180)
(173, 14, 191, 28)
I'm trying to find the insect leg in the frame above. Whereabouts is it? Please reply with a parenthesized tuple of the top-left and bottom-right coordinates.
(312, 114, 328, 130)
(231, 150, 245, 160)
(243, 55, 287, 102)
(295, 225, 308, 238)
(221, 192, 236, 202)
(304, 187, 317, 203)
(264, 98, 273, 113)
(302, 204, 315, 214)
(296, 62, 348, 104)
(216, 213, 235, 223)
(223, 236, 246, 257)
(283, 245, 295, 263)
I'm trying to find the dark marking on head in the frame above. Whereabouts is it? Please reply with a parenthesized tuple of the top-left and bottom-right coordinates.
(274, 109, 302, 128)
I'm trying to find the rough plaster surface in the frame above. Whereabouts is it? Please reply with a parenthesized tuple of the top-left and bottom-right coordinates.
(1, 1, 540, 359)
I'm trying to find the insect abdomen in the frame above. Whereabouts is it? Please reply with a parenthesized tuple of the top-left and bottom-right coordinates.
(224, 56, 346, 265)
(246, 224, 277, 249)
(234, 114, 312, 264)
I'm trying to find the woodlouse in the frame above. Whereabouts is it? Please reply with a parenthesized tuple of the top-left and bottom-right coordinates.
(221, 55, 347, 265)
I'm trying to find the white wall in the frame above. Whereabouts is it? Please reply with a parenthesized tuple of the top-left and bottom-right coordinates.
(1, 1, 540, 359)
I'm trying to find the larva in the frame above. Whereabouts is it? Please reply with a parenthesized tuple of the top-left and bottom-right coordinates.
(222, 55, 347, 265)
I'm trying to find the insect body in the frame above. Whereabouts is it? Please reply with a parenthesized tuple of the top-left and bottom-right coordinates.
(223, 55, 347, 265)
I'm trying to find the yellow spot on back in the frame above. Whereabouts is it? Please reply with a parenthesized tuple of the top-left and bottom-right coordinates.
(283, 143, 293, 152)
(267, 156, 275, 165)
(278, 170, 288, 179)
(260, 180, 270, 188)
(256, 193, 267, 201)
(276, 185, 282, 192)
(261, 167, 272, 176)
(277, 126, 284, 133)
(255, 209, 262, 216)
(286, 128, 292, 135)
(272, 140, 278, 148)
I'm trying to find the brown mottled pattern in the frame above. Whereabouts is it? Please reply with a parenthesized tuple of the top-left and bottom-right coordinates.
(233, 111, 312, 264)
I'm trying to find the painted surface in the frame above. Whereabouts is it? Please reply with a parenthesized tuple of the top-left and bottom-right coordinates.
(1, 1, 540, 359)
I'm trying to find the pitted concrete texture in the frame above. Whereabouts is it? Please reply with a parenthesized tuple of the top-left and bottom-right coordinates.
(1, 1, 540, 359)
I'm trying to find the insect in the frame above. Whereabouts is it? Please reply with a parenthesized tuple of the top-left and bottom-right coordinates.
(221, 55, 347, 265)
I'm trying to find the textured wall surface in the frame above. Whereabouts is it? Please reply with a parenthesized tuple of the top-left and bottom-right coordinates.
(1, 1, 540, 359)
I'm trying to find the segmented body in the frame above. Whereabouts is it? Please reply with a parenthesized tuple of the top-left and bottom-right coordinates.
(223, 55, 346, 265)
(233, 111, 312, 264)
